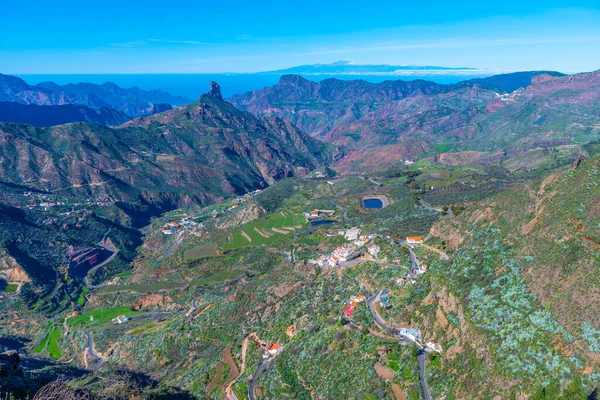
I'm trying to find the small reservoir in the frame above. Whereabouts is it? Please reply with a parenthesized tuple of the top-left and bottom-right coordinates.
(362, 195, 390, 209)
(363, 199, 383, 209)
(310, 220, 336, 226)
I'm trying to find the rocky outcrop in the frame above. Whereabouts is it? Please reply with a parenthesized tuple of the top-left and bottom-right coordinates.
(208, 81, 223, 101)
(132, 294, 174, 311)
(0, 252, 30, 283)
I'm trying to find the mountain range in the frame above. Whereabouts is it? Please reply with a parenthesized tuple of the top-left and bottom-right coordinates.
(0, 82, 333, 208)
(0, 101, 131, 127)
(230, 70, 598, 172)
(264, 60, 480, 76)
(0, 73, 190, 117)
(1, 67, 600, 400)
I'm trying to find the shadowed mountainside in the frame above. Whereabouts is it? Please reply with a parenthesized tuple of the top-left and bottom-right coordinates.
(0, 73, 189, 117)
(0, 82, 335, 208)
(0, 101, 131, 127)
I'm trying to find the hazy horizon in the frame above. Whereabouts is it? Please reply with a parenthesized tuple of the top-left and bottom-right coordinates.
(2, 2, 600, 74)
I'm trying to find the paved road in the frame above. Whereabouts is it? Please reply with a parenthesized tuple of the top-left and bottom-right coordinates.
(85, 330, 103, 370)
(397, 241, 420, 274)
(419, 198, 454, 217)
(247, 358, 273, 400)
(367, 291, 419, 344)
(225, 333, 255, 400)
(159, 228, 183, 261)
(417, 350, 431, 400)
(367, 291, 431, 400)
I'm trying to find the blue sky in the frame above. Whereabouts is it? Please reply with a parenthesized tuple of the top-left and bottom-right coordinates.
(2, 0, 600, 73)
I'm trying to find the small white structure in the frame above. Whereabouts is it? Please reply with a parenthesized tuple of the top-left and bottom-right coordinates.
(345, 227, 361, 241)
(400, 328, 422, 342)
(111, 315, 128, 325)
(426, 342, 443, 354)
(367, 245, 380, 257)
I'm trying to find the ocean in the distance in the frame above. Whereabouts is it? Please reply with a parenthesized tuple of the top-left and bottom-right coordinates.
(16, 73, 492, 100)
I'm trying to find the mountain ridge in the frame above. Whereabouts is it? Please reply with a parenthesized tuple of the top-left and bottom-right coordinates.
(230, 70, 598, 172)
(0, 101, 132, 127)
(0, 82, 335, 208)
(0, 73, 190, 117)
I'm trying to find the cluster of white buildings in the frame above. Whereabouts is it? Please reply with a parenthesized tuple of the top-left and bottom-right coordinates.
(311, 244, 353, 267)
(162, 216, 202, 235)
(494, 88, 524, 102)
(309, 227, 378, 267)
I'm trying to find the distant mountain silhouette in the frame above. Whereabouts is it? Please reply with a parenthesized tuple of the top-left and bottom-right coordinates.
(0, 73, 190, 117)
(0, 101, 131, 127)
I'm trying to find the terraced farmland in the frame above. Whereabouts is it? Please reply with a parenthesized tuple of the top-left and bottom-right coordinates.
(223, 211, 307, 249)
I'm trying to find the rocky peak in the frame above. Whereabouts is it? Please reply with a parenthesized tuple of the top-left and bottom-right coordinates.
(208, 81, 223, 100)
(278, 74, 310, 86)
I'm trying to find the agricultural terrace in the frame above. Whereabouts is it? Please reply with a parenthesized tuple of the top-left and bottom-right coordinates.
(223, 210, 307, 249)
(67, 306, 142, 327)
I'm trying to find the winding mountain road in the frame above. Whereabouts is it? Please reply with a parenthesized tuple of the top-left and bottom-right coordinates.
(224, 332, 255, 400)
(84, 330, 103, 370)
(247, 358, 273, 400)
(366, 291, 430, 400)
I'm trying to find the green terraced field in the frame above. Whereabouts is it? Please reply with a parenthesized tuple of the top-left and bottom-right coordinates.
(34, 325, 62, 359)
(46, 327, 62, 359)
(76, 286, 89, 306)
(184, 244, 218, 261)
(68, 306, 141, 327)
(222, 211, 307, 249)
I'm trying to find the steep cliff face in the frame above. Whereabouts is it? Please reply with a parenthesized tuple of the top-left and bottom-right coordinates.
(0, 251, 31, 283)
(0, 83, 334, 207)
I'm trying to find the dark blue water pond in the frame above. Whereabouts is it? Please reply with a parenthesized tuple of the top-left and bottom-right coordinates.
(363, 199, 383, 209)
(310, 220, 336, 226)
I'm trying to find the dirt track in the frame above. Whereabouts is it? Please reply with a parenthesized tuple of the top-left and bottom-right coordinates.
(224, 332, 255, 400)
(221, 345, 240, 394)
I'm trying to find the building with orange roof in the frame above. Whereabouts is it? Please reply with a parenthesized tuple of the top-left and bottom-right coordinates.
(267, 343, 282, 355)
(406, 236, 424, 245)
(354, 294, 366, 302)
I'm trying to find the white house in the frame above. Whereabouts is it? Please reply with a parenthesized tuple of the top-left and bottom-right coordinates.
(111, 315, 128, 325)
(345, 227, 361, 241)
